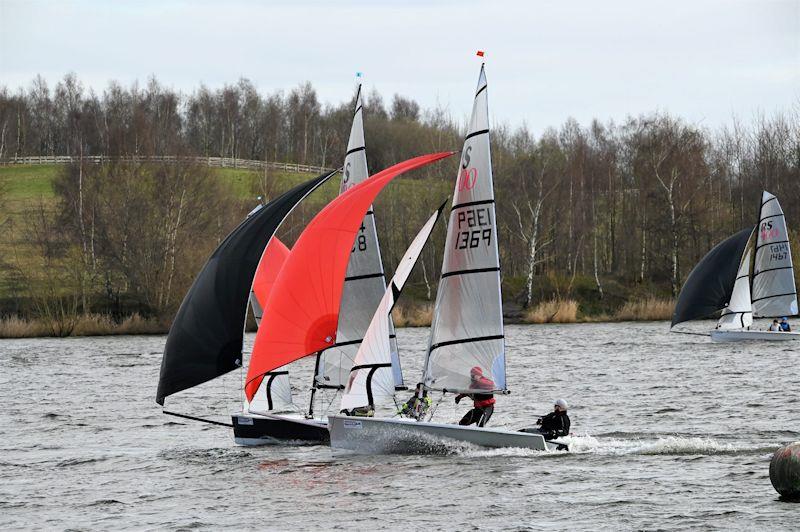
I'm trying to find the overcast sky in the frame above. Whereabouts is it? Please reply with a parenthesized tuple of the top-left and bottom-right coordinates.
(1, 0, 798, 132)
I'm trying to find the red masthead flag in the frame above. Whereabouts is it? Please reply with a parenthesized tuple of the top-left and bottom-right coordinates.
(476, 50, 485, 57)
(245, 151, 454, 400)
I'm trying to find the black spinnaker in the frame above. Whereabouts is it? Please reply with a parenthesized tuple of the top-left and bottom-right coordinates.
(156, 170, 336, 405)
(671, 227, 754, 328)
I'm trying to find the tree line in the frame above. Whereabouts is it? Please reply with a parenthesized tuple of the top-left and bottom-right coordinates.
(1, 73, 798, 324)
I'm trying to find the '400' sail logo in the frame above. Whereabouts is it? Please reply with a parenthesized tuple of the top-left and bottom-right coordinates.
(760, 220, 780, 240)
(458, 145, 478, 191)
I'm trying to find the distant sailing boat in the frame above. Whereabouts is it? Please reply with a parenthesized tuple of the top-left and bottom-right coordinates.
(672, 191, 799, 341)
(328, 64, 564, 453)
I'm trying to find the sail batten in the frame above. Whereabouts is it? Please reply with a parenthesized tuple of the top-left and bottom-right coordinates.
(422, 64, 506, 395)
(155, 170, 334, 406)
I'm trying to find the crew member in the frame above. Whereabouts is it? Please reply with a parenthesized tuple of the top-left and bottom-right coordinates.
(521, 399, 571, 440)
(455, 366, 495, 427)
(398, 383, 432, 419)
(780, 317, 792, 332)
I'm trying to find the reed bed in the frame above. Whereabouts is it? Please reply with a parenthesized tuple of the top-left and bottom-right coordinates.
(523, 299, 579, 324)
(0, 315, 50, 338)
(0, 313, 163, 338)
(614, 297, 675, 321)
(392, 302, 434, 327)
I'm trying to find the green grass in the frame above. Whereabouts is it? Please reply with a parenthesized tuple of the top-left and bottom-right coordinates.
(0, 165, 59, 199)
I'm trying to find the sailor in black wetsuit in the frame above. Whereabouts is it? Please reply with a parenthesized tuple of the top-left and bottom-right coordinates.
(520, 399, 570, 440)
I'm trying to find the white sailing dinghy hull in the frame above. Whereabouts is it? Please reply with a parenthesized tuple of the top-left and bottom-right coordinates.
(328, 415, 563, 454)
(232, 412, 329, 446)
(710, 330, 800, 342)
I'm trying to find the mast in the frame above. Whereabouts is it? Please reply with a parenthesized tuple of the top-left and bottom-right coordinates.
(422, 63, 506, 395)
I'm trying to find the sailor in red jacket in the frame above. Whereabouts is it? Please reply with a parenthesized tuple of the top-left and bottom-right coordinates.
(455, 366, 496, 427)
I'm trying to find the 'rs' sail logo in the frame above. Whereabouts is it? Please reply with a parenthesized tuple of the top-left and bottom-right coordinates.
(343, 162, 351, 184)
(458, 145, 477, 191)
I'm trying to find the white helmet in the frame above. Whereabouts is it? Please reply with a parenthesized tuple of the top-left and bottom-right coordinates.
(555, 399, 568, 410)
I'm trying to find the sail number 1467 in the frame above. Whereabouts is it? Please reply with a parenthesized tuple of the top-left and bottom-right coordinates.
(455, 207, 492, 249)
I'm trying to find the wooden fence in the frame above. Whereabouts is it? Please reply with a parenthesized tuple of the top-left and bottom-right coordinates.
(0, 155, 332, 174)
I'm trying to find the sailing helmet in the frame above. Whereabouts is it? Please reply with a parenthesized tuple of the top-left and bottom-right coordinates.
(470, 366, 484, 378)
(555, 399, 569, 410)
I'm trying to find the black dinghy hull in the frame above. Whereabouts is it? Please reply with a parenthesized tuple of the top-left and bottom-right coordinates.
(232, 412, 329, 445)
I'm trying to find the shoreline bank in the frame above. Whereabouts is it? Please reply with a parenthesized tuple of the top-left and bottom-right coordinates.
(0, 297, 678, 338)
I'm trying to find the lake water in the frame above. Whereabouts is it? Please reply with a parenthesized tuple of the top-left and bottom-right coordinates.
(1, 322, 798, 530)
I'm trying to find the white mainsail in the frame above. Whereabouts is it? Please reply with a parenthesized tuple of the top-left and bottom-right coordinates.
(340, 205, 444, 411)
(716, 241, 754, 330)
(752, 191, 798, 317)
(422, 64, 506, 394)
(247, 371, 294, 412)
(315, 84, 403, 391)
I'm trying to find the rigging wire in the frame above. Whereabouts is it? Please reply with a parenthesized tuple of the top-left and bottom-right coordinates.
(427, 391, 446, 422)
(321, 388, 341, 416)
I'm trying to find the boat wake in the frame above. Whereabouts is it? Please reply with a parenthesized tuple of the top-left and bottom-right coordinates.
(459, 433, 777, 458)
(561, 434, 776, 456)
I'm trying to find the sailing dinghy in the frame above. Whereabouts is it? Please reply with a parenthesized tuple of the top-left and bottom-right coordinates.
(672, 191, 799, 341)
(233, 84, 406, 444)
(241, 152, 455, 439)
(328, 64, 565, 454)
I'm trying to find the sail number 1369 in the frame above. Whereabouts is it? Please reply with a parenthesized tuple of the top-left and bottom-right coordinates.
(455, 207, 492, 249)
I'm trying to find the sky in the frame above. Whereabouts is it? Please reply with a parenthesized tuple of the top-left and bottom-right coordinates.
(1, 0, 799, 132)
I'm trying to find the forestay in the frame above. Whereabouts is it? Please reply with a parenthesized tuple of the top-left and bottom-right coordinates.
(340, 204, 445, 411)
(423, 65, 506, 394)
(752, 191, 798, 317)
(716, 235, 754, 330)
(316, 85, 402, 391)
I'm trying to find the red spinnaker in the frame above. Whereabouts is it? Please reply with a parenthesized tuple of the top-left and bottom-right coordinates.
(252, 236, 290, 308)
(245, 152, 454, 400)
